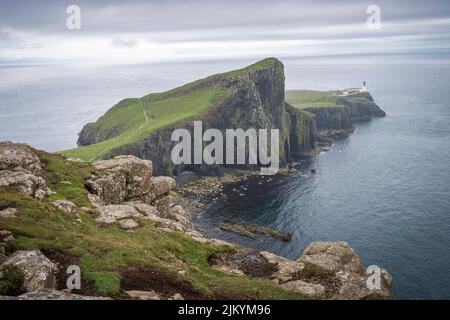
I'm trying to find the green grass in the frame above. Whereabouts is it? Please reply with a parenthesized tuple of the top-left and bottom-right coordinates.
(63, 88, 231, 161)
(62, 58, 282, 162)
(0, 150, 305, 299)
(286, 90, 342, 109)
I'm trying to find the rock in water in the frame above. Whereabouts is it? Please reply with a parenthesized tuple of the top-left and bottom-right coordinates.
(0, 251, 56, 292)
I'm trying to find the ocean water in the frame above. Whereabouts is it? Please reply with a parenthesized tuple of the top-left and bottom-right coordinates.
(1, 61, 450, 299)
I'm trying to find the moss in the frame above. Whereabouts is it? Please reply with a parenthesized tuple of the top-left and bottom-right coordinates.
(0, 265, 26, 296)
(300, 262, 335, 280)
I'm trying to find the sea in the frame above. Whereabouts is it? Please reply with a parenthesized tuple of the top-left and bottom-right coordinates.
(1, 59, 449, 299)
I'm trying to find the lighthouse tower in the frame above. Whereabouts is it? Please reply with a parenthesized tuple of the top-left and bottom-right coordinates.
(361, 81, 368, 92)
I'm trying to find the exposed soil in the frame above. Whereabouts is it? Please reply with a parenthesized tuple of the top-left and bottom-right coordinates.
(209, 250, 278, 278)
(41, 249, 99, 297)
(119, 265, 204, 300)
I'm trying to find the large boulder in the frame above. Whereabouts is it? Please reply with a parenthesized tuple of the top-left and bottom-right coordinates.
(86, 170, 127, 205)
(296, 241, 392, 299)
(154, 195, 190, 227)
(0, 142, 53, 199)
(260, 251, 305, 283)
(0, 142, 43, 175)
(280, 280, 325, 298)
(0, 251, 56, 292)
(0, 171, 53, 200)
(94, 205, 143, 226)
(139, 177, 176, 203)
(297, 241, 364, 274)
(86, 156, 153, 204)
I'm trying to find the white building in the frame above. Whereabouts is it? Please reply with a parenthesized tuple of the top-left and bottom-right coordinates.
(341, 81, 368, 96)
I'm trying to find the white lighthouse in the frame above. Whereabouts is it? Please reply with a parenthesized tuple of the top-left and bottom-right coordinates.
(361, 80, 368, 93)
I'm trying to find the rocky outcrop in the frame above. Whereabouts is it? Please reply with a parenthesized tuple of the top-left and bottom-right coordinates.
(86, 155, 177, 206)
(0, 142, 53, 199)
(0, 251, 56, 292)
(209, 241, 392, 299)
(88, 155, 196, 234)
(304, 93, 386, 136)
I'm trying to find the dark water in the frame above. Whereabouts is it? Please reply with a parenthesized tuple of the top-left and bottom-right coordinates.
(1, 61, 450, 299)
(195, 64, 450, 299)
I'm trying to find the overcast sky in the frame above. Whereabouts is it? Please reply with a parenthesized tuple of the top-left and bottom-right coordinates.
(1, 0, 450, 65)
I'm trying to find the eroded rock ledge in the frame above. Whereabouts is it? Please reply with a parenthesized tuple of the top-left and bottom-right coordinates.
(0, 143, 392, 299)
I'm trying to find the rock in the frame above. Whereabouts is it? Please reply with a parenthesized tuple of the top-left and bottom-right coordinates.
(337, 271, 392, 300)
(260, 251, 305, 283)
(87, 156, 153, 204)
(281, 280, 325, 298)
(126, 290, 161, 300)
(0, 289, 111, 300)
(51, 200, 80, 220)
(87, 193, 103, 208)
(0, 230, 13, 241)
(0, 170, 53, 200)
(0, 208, 17, 219)
(154, 195, 191, 226)
(0, 142, 43, 175)
(140, 177, 176, 203)
(0, 254, 6, 264)
(118, 219, 139, 230)
(94, 205, 142, 226)
(86, 171, 127, 205)
(0, 142, 53, 199)
(3, 236, 14, 242)
(310, 169, 317, 174)
(173, 293, 184, 300)
(126, 201, 159, 216)
(211, 264, 245, 276)
(0, 251, 56, 292)
(297, 241, 364, 274)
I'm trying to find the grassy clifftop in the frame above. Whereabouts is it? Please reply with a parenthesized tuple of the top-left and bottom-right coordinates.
(63, 58, 282, 162)
(64, 88, 231, 161)
(285, 90, 342, 109)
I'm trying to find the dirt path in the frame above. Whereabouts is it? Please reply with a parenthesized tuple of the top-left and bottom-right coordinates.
(88, 98, 149, 162)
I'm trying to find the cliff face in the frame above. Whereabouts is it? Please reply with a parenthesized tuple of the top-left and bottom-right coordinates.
(304, 93, 385, 134)
(95, 59, 315, 176)
(75, 59, 384, 175)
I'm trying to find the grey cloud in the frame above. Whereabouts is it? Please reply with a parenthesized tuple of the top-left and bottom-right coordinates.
(111, 38, 138, 48)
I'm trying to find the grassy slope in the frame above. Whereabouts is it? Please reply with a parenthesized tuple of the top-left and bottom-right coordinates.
(0, 150, 304, 299)
(63, 58, 281, 162)
(285, 90, 343, 109)
(64, 88, 231, 161)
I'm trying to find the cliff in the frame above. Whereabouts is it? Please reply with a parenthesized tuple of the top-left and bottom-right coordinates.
(68, 59, 385, 175)
(286, 90, 385, 136)
(66, 58, 317, 175)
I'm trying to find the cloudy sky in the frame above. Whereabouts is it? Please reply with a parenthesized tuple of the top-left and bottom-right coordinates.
(1, 0, 450, 65)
